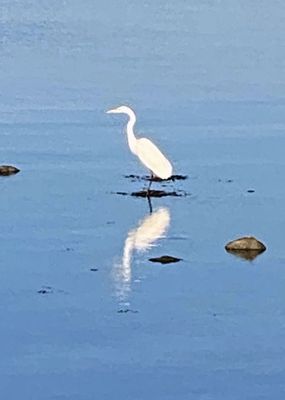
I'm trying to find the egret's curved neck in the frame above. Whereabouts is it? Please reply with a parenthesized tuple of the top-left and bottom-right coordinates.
(126, 110, 137, 155)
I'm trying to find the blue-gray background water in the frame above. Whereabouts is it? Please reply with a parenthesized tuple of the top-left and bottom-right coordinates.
(1, 1, 285, 399)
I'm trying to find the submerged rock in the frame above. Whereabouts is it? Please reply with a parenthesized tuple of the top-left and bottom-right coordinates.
(149, 255, 182, 264)
(225, 236, 266, 260)
(0, 165, 20, 176)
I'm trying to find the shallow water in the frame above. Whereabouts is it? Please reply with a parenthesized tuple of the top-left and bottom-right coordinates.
(1, 1, 285, 399)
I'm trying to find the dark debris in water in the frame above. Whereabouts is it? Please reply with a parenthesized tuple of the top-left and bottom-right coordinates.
(125, 174, 187, 182)
(65, 247, 74, 252)
(149, 255, 182, 264)
(117, 309, 139, 314)
(0, 165, 20, 176)
(247, 189, 255, 193)
(115, 191, 128, 196)
(37, 285, 67, 295)
(218, 178, 233, 183)
(37, 286, 53, 294)
(132, 189, 187, 198)
(114, 190, 188, 198)
(90, 268, 99, 272)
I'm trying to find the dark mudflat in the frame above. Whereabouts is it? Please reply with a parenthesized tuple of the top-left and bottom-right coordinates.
(114, 190, 187, 197)
(149, 255, 182, 264)
(125, 174, 187, 182)
(132, 189, 186, 198)
(0, 165, 20, 176)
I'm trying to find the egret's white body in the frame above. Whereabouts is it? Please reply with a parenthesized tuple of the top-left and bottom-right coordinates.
(106, 106, 173, 180)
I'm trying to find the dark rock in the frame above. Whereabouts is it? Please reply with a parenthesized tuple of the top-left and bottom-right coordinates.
(226, 236, 266, 251)
(149, 255, 182, 264)
(247, 189, 255, 193)
(90, 268, 98, 272)
(0, 165, 20, 176)
(225, 236, 266, 260)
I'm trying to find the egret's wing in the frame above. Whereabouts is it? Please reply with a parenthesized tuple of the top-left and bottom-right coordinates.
(136, 138, 173, 179)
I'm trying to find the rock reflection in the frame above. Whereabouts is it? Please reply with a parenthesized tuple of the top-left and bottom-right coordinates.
(113, 207, 170, 304)
(226, 249, 265, 261)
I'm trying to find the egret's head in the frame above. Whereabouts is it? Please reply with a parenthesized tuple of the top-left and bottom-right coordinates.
(106, 105, 135, 117)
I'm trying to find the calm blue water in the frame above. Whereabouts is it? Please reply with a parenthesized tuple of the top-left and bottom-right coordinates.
(1, 1, 285, 399)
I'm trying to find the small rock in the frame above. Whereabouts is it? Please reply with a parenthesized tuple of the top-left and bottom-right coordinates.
(225, 236, 266, 260)
(247, 189, 255, 193)
(225, 236, 266, 251)
(0, 165, 20, 176)
(90, 268, 98, 272)
(149, 255, 182, 264)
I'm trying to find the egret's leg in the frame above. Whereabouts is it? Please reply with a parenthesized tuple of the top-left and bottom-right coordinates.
(147, 173, 153, 193)
(147, 194, 153, 214)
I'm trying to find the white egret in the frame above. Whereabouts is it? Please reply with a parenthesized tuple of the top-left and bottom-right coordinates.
(106, 106, 173, 186)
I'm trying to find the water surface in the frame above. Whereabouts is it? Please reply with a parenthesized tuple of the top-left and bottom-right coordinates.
(1, 1, 285, 399)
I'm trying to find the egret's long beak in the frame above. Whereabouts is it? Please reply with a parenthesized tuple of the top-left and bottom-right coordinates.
(106, 108, 116, 114)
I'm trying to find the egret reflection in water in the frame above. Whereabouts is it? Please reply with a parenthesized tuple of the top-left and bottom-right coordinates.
(113, 206, 171, 303)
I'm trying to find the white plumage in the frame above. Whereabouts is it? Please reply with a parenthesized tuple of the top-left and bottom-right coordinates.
(106, 105, 173, 180)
